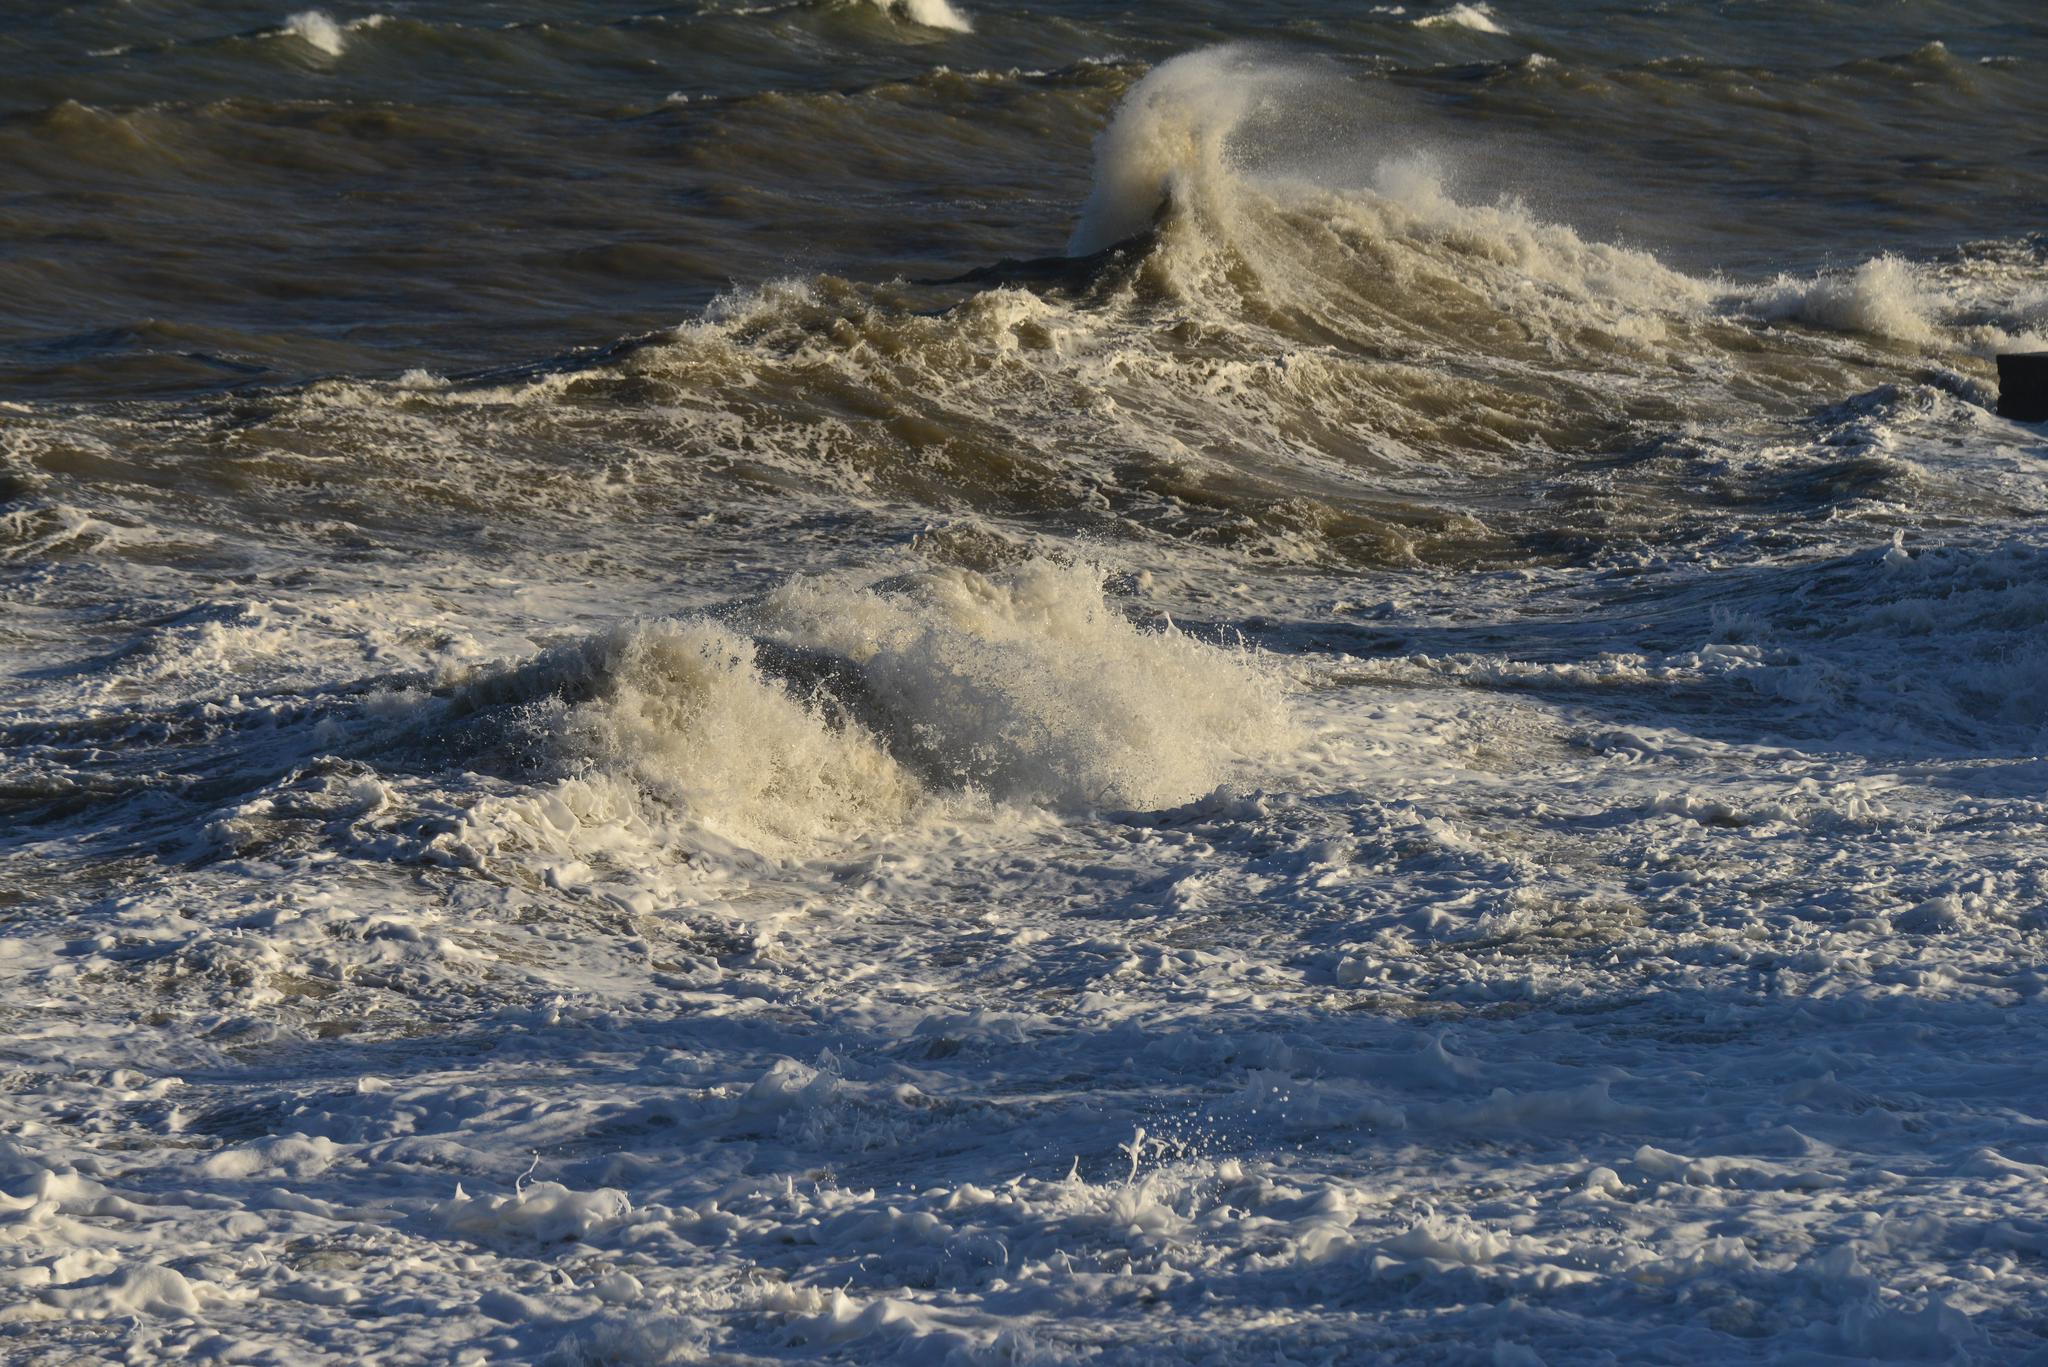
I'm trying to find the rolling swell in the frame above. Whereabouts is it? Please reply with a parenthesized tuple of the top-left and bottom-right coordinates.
(369, 49, 2037, 565)
(9, 45, 2040, 580)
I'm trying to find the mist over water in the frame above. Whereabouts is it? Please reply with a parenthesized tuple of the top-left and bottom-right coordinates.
(4, 2, 2048, 1362)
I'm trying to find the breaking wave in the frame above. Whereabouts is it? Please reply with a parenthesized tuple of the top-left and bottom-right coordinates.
(1413, 4, 1510, 35)
(276, 9, 384, 57)
(26, 46, 2039, 591)
(863, 0, 973, 32)
(1750, 253, 2048, 354)
(452, 559, 1293, 852)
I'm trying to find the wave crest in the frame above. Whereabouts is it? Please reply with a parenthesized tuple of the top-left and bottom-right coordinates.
(1066, 47, 1713, 351)
(459, 559, 1292, 853)
(1751, 253, 2048, 353)
(1065, 48, 1300, 257)
(869, 0, 972, 32)
(756, 558, 1295, 810)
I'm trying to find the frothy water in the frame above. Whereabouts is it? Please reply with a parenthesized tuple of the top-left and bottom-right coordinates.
(752, 560, 1294, 810)
(1064, 46, 1290, 255)
(1414, 3, 1509, 35)
(869, 0, 974, 33)
(280, 9, 348, 56)
(5, 3, 2048, 1362)
(452, 559, 1291, 854)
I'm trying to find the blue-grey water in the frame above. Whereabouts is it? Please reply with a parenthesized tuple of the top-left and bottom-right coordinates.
(3, 3, 2047, 1362)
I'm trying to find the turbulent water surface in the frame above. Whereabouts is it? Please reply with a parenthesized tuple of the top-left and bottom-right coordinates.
(4, 0, 2048, 1361)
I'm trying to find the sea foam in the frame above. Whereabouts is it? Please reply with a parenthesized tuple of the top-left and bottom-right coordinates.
(552, 617, 922, 852)
(1756, 255, 1944, 347)
(282, 9, 349, 56)
(475, 559, 1291, 853)
(868, 0, 972, 32)
(1065, 47, 1710, 333)
(1414, 3, 1509, 34)
(754, 558, 1295, 811)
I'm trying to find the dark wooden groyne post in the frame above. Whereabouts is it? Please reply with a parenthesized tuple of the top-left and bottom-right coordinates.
(1998, 353, 2048, 421)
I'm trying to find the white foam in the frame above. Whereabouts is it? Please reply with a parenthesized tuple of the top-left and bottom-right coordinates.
(869, 0, 972, 32)
(1341, 152, 1712, 316)
(549, 616, 922, 853)
(1414, 3, 1510, 34)
(435, 1181, 632, 1251)
(1066, 47, 1297, 256)
(10, 32, 2048, 1367)
(1749, 253, 2048, 354)
(754, 558, 1296, 810)
(482, 559, 1291, 854)
(1756, 255, 1944, 347)
(1066, 47, 1711, 337)
(282, 10, 348, 56)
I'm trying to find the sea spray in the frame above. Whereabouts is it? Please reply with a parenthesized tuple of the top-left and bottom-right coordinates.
(1065, 47, 1308, 256)
(456, 558, 1293, 853)
(1065, 49, 1710, 317)
(755, 557, 1296, 810)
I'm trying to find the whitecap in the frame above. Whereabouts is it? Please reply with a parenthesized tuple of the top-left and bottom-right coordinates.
(282, 9, 349, 56)
(869, 0, 972, 33)
(1414, 3, 1510, 35)
(501, 558, 1293, 852)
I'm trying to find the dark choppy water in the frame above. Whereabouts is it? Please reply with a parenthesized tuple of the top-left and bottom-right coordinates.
(7, 0, 2045, 394)
(4, 3, 2048, 1362)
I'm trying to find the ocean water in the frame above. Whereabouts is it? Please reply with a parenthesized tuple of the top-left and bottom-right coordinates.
(3, 1, 2047, 1361)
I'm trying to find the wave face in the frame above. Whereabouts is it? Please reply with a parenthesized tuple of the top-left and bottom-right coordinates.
(6, 3, 2048, 1364)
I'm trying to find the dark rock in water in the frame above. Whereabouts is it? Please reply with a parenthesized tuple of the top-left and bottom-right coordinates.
(1997, 352, 2048, 421)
